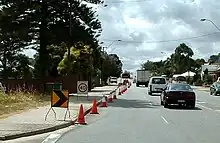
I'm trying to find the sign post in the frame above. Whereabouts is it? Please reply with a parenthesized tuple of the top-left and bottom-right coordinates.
(45, 90, 70, 121)
(77, 81, 88, 100)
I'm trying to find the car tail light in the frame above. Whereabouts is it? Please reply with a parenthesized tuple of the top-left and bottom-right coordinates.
(184, 92, 195, 99)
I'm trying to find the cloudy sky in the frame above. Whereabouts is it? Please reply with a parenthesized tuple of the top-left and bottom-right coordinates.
(23, 0, 220, 72)
(95, 0, 220, 72)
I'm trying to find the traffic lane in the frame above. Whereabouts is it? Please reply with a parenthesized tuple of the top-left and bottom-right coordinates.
(195, 89, 220, 110)
(57, 86, 200, 143)
(144, 88, 220, 143)
(160, 105, 220, 143)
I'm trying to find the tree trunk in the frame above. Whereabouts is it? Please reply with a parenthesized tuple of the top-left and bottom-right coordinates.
(39, 0, 49, 79)
(2, 49, 8, 93)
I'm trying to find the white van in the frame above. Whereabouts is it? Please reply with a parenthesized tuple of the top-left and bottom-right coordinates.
(148, 76, 167, 95)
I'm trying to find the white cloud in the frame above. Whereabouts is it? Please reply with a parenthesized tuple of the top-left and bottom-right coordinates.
(21, 0, 220, 72)
(98, 0, 220, 71)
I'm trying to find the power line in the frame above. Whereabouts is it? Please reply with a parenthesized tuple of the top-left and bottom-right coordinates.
(104, 0, 150, 3)
(102, 32, 220, 44)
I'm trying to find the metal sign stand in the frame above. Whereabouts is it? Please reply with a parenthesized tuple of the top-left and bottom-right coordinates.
(45, 90, 71, 121)
(45, 107, 71, 121)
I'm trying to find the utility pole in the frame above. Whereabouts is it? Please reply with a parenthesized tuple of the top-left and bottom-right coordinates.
(101, 46, 106, 84)
(67, 0, 72, 75)
(100, 40, 121, 84)
(187, 55, 190, 82)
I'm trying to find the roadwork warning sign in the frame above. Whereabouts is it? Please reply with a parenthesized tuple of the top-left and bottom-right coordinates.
(52, 90, 69, 108)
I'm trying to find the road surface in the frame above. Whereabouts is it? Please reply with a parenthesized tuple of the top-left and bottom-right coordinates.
(55, 86, 220, 143)
(3, 85, 220, 143)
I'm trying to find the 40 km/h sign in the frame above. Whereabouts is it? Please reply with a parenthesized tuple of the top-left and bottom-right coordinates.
(77, 81, 88, 94)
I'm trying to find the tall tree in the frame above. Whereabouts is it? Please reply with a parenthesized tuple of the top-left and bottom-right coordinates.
(0, 3, 31, 80)
(0, 0, 103, 78)
(208, 53, 220, 64)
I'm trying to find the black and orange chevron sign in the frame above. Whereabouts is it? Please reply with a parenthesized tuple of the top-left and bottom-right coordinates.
(52, 90, 69, 108)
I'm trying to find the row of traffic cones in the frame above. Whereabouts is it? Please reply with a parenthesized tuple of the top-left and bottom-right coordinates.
(74, 90, 119, 125)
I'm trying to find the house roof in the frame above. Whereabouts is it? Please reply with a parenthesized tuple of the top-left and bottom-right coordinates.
(201, 64, 220, 72)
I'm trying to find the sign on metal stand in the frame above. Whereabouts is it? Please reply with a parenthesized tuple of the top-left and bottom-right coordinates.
(77, 81, 88, 100)
(45, 90, 70, 121)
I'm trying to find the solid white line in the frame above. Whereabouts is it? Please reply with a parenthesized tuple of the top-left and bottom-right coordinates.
(196, 101, 206, 104)
(41, 133, 62, 143)
(161, 116, 169, 124)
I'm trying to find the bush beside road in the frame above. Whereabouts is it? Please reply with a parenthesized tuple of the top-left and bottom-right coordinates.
(0, 85, 118, 141)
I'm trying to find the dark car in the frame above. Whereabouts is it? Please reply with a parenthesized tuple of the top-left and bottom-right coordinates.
(160, 83, 196, 108)
(210, 82, 220, 96)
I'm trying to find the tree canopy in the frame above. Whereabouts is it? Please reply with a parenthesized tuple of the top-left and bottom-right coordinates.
(0, 0, 123, 85)
(141, 43, 205, 77)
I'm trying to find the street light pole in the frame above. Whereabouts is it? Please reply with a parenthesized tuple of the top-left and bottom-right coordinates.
(200, 18, 220, 32)
(100, 40, 121, 84)
(67, 0, 72, 75)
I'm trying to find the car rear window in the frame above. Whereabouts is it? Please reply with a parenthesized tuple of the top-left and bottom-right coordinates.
(152, 78, 166, 84)
(170, 84, 192, 91)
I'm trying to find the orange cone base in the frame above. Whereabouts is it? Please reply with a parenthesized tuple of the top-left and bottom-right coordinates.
(101, 103, 107, 107)
(74, 122, 87, 125)
(90, 112, 99, 114)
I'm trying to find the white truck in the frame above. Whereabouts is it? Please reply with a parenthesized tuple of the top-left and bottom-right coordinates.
(136, 70, 151, 87)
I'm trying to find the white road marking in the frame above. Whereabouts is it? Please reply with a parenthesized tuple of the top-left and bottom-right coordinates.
(196, 101, 206, 104)
(41, 133, 62, 143)
(161, 116, 169, 124)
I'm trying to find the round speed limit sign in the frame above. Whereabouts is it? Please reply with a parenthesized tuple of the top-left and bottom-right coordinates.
(78, 83, 87, 93)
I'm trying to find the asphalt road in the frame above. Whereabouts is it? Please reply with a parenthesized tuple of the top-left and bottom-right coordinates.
(54, 85, 220, 143)
(3, 85, 220, 143)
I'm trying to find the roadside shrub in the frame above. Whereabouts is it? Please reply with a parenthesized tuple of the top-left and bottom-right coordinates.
(194, 79, 203, 86)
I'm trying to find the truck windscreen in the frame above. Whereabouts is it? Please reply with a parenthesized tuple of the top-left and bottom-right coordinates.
(122, 73, 130, 78)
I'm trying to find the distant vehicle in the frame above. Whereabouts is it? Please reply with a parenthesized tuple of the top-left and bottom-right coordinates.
(148, 76, 167, 95)
(172, 75, 187, 84)
(136, 70, 151, 87)
(210, 82, 220, 96)
(121, 72, 130, 78)
(109, 77, 117, 84)
(133, 78, 136, 83)
(161, 75, 167, 78)
(159, 83, 196, 109)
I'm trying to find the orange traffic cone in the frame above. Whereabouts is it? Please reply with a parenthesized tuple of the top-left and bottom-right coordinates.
(75, 104, 87, 125)
(105, 95, 108, 101)
(118, 88, 121, 95)
(108, 94, 113, 103)
(100, 96, 108, 107)
(113, 91, 117, 99)
(121, 87, 125, 94)
(90, 99, 99, 114)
